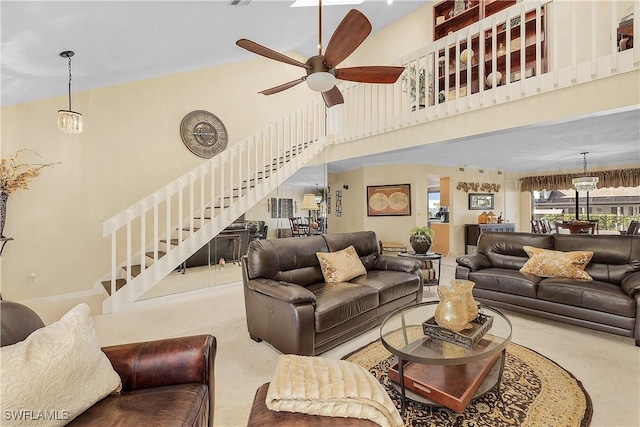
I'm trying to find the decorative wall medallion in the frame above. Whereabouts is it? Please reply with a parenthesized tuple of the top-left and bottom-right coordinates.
(180, 110, 228, 158)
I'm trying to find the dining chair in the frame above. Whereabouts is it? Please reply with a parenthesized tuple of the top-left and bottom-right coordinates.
(289, 217, 309, 237)
(622, 220, 640, 235)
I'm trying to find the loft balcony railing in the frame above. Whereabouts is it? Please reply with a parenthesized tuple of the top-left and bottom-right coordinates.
(327, 0, 639, 143)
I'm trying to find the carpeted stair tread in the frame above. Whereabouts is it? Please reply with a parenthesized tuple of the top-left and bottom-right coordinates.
(123, 264, 142, 277)
(101, 279, 126, 296)
(160, 238, 181, 245)
(145, 251, 167, 259)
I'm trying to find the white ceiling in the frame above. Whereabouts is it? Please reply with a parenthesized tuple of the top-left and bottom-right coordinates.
(0, 0, 425, 106)
(2, 1, 639, 187)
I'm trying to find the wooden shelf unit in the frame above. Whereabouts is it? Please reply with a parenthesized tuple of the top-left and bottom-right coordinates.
(433, 0, 546, 101)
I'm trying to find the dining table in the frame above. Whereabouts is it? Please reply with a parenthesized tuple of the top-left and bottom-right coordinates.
(555, 222, 596, 234)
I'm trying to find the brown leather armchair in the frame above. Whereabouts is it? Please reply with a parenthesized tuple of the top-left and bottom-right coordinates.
(0, 300, 216, 426)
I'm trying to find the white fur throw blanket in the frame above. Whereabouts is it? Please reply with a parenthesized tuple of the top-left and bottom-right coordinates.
(265, 355, 404, 427)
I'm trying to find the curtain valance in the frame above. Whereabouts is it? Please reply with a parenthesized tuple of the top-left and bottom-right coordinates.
(520, 168, 640, 192)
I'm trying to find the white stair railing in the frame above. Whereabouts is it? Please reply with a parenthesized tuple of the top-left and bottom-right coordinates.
(99, 100, 327, 313)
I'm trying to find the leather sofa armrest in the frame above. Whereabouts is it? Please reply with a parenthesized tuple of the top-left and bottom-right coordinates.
(102, 334, 216, 393)
(456, 253, 492, 271)
(371, 255, 421, 274)
(621, 271, 640, 297)
(246, 278, 317, 304)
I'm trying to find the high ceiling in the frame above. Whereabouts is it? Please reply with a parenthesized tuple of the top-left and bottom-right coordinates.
(0, 0, 425, 106)
(2, 1, 639, 185)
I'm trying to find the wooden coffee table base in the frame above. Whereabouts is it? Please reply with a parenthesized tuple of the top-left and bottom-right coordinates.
(388, 351, 501, 413)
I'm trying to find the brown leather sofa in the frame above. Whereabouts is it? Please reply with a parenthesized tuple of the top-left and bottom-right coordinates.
(242, 230, 423, 355)
(0, 300, 217, 426)
(455, 232, 640, 346)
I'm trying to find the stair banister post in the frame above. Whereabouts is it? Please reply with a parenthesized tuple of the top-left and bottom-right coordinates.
(140, 202, 146, 270)
(153, 193, 160, 263)
(110, 228, 117, 313)
(189, 172, 195, 233)
(200, 165, 207, 231)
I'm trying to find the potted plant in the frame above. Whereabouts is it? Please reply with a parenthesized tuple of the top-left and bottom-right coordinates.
(245, 220, 259, 234)
(409, 226, 435, 254)
(401, 65, 432, 109)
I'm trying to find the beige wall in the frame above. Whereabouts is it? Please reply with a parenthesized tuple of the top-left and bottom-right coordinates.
(326, 162, 515, 257)
(1, 55, 315, 301)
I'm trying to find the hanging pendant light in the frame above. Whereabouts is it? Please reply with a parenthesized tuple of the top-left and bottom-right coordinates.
(58, 51, 83, 134)
(572, 152, 599, 192)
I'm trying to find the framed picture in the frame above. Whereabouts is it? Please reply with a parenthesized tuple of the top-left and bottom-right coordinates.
(367, 184, 411, 217)
(469, 193, 494, 210)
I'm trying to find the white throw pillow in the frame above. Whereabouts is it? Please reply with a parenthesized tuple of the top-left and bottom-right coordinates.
(0, 303, 122, 426)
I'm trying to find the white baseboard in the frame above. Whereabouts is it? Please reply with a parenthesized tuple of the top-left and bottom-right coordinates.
(17, 289, 103, 306)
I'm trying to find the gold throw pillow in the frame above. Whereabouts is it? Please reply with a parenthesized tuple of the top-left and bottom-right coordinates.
(316, 245, 367, 283)
(520, 245, 593, 280)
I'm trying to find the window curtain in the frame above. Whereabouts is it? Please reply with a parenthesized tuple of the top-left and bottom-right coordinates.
(520, 168, 640, 192)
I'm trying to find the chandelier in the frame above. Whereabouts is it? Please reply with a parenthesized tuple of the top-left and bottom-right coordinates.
(572, 152, 599, 192)
(58, 51, 83, 134)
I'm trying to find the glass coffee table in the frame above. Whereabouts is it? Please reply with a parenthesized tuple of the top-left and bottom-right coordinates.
(380, 301, 512, 414)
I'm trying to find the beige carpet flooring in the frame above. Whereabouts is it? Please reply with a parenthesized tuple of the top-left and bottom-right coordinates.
(24, 256, 640, 427)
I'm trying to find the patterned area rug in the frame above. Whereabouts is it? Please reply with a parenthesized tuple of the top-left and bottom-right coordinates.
(343, 339, 592, 427)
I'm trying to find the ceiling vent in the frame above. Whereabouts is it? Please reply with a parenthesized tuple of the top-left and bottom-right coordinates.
(228, 0, 251, 6)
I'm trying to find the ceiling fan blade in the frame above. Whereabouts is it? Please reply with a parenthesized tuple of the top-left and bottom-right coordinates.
(322, 86, 344, 108)
(259, 77, 306, 95)
(236, 39, 311, 69)
(324, 9, 372, 68)
(335, 66, 405, 84)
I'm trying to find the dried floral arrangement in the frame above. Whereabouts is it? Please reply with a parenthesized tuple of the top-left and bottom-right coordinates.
(0, 149, 60, 195)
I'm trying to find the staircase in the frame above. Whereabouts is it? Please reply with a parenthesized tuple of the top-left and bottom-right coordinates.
(96, 0, 639, 313)
(97, 102, 328, 313)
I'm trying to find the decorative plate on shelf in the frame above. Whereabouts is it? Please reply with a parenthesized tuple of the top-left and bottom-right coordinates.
(179, 110, 228, 158)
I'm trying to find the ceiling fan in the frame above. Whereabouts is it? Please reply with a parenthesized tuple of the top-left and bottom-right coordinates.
(236, 1, 405, 108)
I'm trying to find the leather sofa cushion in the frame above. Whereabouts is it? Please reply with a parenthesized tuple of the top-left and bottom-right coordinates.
(247, 236, 328, 286)
(469, 268, 540, 298)
(324, 231, 380, 270)
(537, 278, 636, 318)
(70, 383, 208, 426)
(478, 232, 554, 270)
(554, 234, 640, 285)
(308, 282, 379, 332)
(350, 270, 421, 304)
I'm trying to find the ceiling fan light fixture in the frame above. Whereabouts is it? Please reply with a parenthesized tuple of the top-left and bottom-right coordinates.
(306, 72, 335, 92)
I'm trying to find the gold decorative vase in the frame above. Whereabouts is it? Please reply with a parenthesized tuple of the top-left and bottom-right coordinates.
(435, 280, 478, 332)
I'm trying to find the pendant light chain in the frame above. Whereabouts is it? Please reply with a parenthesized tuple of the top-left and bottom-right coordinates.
(67, 55, 73, 111)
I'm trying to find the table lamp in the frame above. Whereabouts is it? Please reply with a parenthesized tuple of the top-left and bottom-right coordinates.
(301, 193, 320, 232)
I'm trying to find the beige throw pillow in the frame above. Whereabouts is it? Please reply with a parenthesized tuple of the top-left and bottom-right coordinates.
(520, 245, 594, 280)
(317, 245, 367, 283)
(0, 303, 122, 426)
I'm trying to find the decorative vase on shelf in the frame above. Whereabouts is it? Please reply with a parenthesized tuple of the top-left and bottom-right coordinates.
(435, 280, 478, 332)
(478, 211, 488, 224)
(460, 49, 475, 69)
(486, 71, 503, 88)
